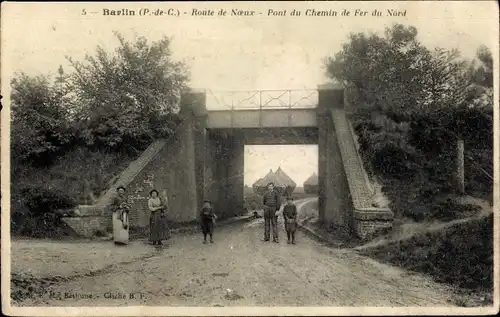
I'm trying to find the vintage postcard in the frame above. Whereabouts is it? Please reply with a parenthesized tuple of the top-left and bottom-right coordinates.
(1, 1, 499, 316)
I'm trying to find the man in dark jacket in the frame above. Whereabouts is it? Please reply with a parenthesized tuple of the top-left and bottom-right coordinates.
(262, 182, 280, 243)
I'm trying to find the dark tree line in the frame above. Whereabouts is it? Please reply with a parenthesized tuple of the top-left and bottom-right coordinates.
(325, 24, 493, 219)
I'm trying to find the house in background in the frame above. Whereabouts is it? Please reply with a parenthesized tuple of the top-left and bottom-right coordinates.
(303, 172, 318, 194)
(252, 167, 296, 196)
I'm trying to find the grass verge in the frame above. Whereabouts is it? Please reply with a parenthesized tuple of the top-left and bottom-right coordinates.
(358, 213, 493, 306)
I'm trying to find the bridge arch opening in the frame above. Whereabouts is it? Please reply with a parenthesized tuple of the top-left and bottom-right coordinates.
(191, 86, 393, 240)
(203, 127, 320, 219)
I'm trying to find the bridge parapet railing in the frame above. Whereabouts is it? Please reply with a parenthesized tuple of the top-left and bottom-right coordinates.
(206, 89, 318, 111)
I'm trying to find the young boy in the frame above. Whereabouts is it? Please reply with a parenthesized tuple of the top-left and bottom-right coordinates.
(282, 196, 298, 244)
(200, 200, 217, 244)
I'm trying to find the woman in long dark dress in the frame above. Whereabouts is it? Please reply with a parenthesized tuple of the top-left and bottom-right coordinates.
(148, 189, 169, 245)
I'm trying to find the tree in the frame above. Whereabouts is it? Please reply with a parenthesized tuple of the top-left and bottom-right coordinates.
(325, 23, 493, 203)
(66, 32, 189, 152)
(11, 73, 73, 165)
(473, 45, 493, 88)
(326, 25, 426, 117)
(55, 65, 66, 84)
(325, 24, 475, 119)
(325, 24, 493, 134)
(464, 45, 494, 108)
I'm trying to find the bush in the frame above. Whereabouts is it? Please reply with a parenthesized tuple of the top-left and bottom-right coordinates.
(404, 198, 481, 222)
(402, 202, 431, 222)
(14, 209, 77, 238)
(370, 141, 420, 178)
(465, 148, 493, 199)
(11, 186, 77, 238)
(430, 199, 482, 221)
(11, 146, 139, 238)
(12, 147, 136, 206)
(352, 115, 422, 179)
(362, 214, 493, 291)
(16, 213, 66, 238)
(21, 185, 76, 216)
(10, 73, 76, 166)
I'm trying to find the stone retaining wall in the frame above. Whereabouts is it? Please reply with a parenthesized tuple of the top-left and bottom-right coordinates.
(60, 205, 111, 238)
(353, 208, 394, 240)
(329, 107, 394, 240)
(61, 216, 108, 237)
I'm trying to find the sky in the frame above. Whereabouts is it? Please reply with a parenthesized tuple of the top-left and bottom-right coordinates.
(2, 2, 497, 91)
(244, 145, 318, 186)
(2, 1, 498, 186)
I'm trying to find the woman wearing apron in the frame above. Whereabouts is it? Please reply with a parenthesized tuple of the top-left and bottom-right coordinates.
(148, 189, 170, 245)
(111, 186, 131, 245)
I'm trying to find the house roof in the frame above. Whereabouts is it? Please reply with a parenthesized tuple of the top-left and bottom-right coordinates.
(253, 169, 286, 188)
(275, 167, 296, 187)
(303, 172, 318, 186)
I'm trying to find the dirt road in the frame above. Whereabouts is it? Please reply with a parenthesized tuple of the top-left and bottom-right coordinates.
(13, 200, 460, 307)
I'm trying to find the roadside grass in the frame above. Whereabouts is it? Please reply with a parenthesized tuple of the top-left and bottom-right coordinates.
(357, 213, 493, 306)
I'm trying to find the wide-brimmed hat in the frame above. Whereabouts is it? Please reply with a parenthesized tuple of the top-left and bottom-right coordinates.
(116, 186, 126, 191)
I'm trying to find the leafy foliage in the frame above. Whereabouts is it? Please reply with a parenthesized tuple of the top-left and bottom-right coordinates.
(327, 24, 476, 117)
(470, 45, 493, 88)
(20, 185, 76, 216)
(11, 185, 77, 238)
(326, 23, 493, 219)
(67, 32, 188, 152)
(11, 73, 75, 165)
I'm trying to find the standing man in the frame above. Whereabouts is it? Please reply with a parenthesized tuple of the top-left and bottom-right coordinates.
(262, 182, 280, 243)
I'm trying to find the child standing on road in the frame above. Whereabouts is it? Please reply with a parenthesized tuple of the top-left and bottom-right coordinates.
(200, 200, 217, 244)
(283, 196, 298, 244)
